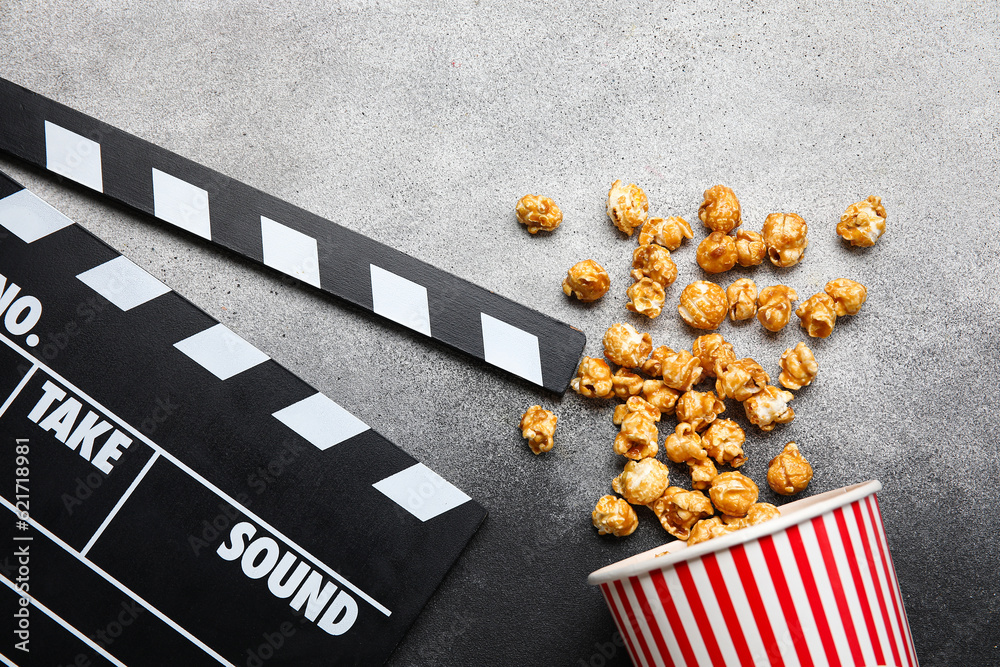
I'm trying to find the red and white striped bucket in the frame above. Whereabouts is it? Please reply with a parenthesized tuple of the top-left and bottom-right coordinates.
(588, 481, 918, 667)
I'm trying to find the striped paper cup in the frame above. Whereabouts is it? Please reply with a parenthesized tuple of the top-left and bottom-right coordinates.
(588, 481, 918, 667)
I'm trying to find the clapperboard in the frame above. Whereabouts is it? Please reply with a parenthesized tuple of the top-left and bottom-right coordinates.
(0, 172, 488, 665)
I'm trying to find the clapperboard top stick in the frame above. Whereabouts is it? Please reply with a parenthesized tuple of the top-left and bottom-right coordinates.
(0, 170, 486, 665)
(0, 76, 586, 394)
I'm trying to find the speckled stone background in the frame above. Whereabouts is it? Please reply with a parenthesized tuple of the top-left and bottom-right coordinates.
(2, 1, 998, 665)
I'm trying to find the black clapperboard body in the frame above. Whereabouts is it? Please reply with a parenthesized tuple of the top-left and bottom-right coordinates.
(0, 178, 490, 665)
(0, 79, 588, 665)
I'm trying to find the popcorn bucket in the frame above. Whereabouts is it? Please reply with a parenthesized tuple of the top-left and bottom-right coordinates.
(588, 481, 918, 667)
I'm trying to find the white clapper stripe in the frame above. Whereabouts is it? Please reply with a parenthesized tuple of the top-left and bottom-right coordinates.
(81, 452, 161, 557)
(0, 574, 128, 667)
(0, 188, 75, 243)
(842, 503, 895, 664)
(44, 120, 104, 192)
(797, 519, 855, 667)
(714, 548, 771, 665)
(369, 264, 432, 337)
(0, 652, 18, 666)
(479, 313, 543, 385)
(76, 255, 172, 312)
(0, 497, 234, 667)
(173, 323, 270, 381)
(638, 574, 682, 667)
(686, 558, 743, 666)
(151, 168, 212, 240)
(261, 216, 321, 288)
(271, 392, 369, 451)
(770, 529, 828, 667)
(371, 463, 471, 522)
(822, 511, 878, 666)
(861, 497, 912, 666)
(0, 331, 392, 618)
(742, 540, 801, 667)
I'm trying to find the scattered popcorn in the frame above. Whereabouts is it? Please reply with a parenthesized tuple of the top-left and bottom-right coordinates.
(562, 259, 611, 302)
(744, 385, 795, 432)
(735, 229, 766, 267)
(762, 212, 809, 267)
(824, 278, 867, 317)
(631, 244, 678, 287)
(838, 195, 886, 247)
(709, 471, 759, 517)
(592, 495, 639, 537)
(767, 442, 813, 495)
(641, 379, 680, 416)
(779, 342, 818, 390)
(726, 278, 758, 322)
(626, 277, 666, 319)
(611, 368, 645, 400)
(696, 231, 738, 274)
(701, 419, 747, 467)
(638, 216, 693, 249)
(607, 180, 649, 235)
(664, 422, 707, 464)
(519, 405, 557, 455)
(698, 185, 742, 234)
(715, 357, 770, 402)
(603, 323, 653, 368)
(688, 457, 718, 490)
(724, 502, 781, 529)
(686, 517, 731, 545)
(612, 458, 671, 505)
(612, 397, 660, 460)
(678, 281, 728, 330)
(796, 293, 838, 338)
(570, 356, 614, 399)
(648, 487, 714, 541)
(643, 347, 703, 392)
(757, 285, 799, 332)
(675, 389, 726, 432)
(691, 334, 735, 379)
(516, 194, 563, 233)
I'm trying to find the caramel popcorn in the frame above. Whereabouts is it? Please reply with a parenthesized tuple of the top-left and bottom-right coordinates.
(692, 334, 735, 379)
(715, 357, 770, 402)
(641, 380, 680, 416)
(519, 406, 557, 455)
(675, 390, 726, 432)
(796, 293, 838, 338)
(757, 285, 799, 332)
(603, 323, 653, 368)
(607, 180, 649, 235)
(626, 278, 666, 319)
(687, 517, 731, 546)
(779, 342, 818, 390)
(688, 457, 718, 490)
(638, 216, 693, 250)
(696, 232, 738, 274)
(726, 278, 758, 322)
(701, 419, 747, 467)
(762, 212, 809, 267)
(743, 385, 795, 432)
(825, 278, 867, 317)
(709, 471, 758, 517)
(724, 503, 781, 530)
(515, 194, 563, 234)
(735, 229, 766, 267)
(570, 356, 614, 399)
(631, 244, 678, 287)
(648, 487, 714, 540)
(613, 397, 660, 460)
(612, 458, 671, 505)
(838, 196, 886, 247)
(592, 495, 639, 537)
(678, 281, 728, 330)
(562, 260, 611, 302)
(698, 185, 742, 234)
(642, 347, 703, 392)
(612, 368, 645, 400)
(767, 442, 813, 496)
(664, 422, 707, 464)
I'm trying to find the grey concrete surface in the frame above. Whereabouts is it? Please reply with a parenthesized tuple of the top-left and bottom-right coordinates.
(2, 1, 999, 665)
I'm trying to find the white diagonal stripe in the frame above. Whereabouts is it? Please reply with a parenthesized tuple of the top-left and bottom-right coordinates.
(479, 313, 542, 385)
(76, 255, 171, 311)
(173, 323, 269, 380)
(272, 392, 368, 450)
(152, 168, 211, 240)
(45, 120, 104, 192)
(370, 264, 431, 336)
(0, 189, 75, 243)
(372, 463, 470, 522)
(261, 216, 321, 288)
